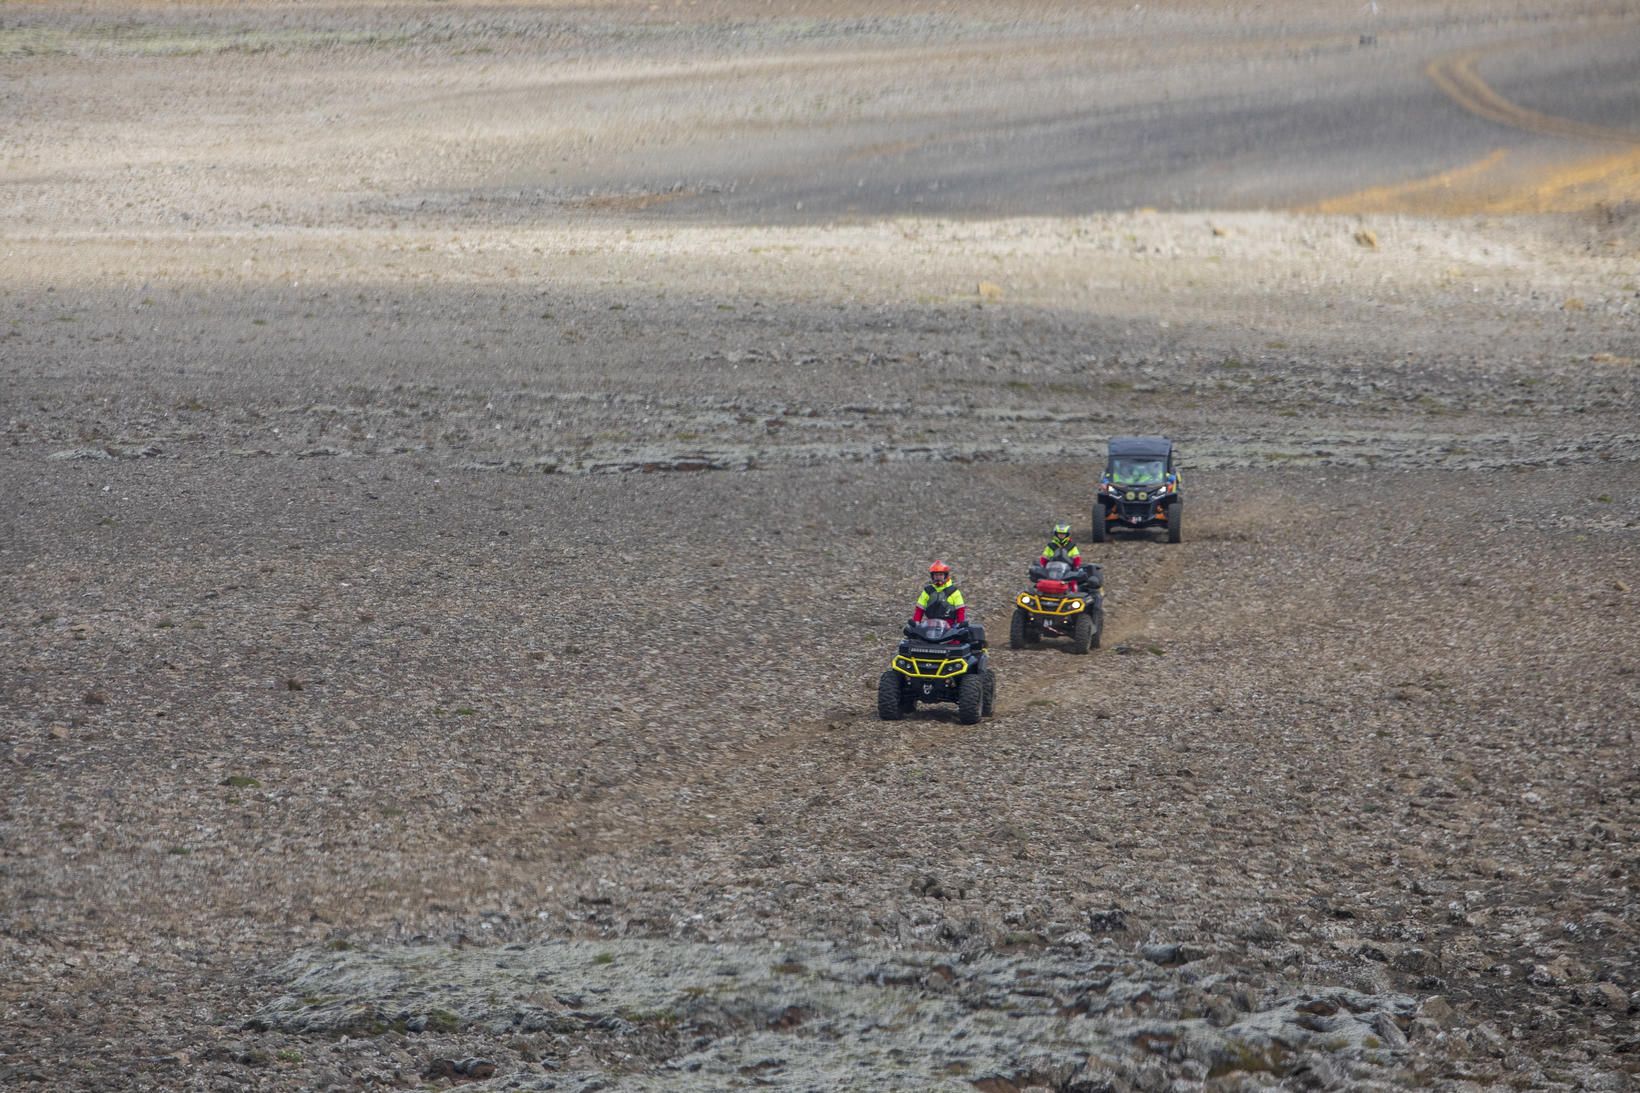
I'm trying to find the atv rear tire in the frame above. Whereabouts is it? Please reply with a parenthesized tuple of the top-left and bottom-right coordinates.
(982, 669, 997, 716)
(1009, 607, 1030, 650)
(1091, 504, 1108, 543)
(1167, 501, 1182, 544)
(1071, 612, 1095, 655)
(877, 671, 907, 721)
(957, 672, 985, 725)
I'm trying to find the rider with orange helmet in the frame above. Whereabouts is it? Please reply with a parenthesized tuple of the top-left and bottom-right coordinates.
(912, 560, 967, 626)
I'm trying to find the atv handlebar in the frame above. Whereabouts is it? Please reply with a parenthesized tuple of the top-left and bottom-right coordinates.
(1028, 563, 1095, 580)
(904, 622, 975, 643)
(1028, 563, 1104, 592)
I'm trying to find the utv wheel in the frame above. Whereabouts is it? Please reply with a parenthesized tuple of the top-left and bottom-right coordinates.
(1071, 612, 1096, 655)
(982, 669, 997, 716)
(1091, 504, 1108, 543)
(1167, 501, 1183, 544)
(956, 672, 985, 725)
(1009, 606, 1030, 650)
(877, 671, 907, 721)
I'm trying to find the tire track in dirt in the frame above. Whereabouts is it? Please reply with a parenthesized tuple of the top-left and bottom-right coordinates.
(1426, 38, 1640, 147)
(1311, 30, 1640, 215)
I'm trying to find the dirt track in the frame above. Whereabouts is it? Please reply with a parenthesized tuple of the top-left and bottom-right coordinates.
(2, 2, 1638, 1090)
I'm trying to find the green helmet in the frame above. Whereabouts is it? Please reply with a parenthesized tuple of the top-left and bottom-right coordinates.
(1051, 522, 1073, 549)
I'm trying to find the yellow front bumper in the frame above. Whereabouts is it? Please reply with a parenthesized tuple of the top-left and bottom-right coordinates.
(1016, 592, 1085, 617)
(892, 654, 968, 679)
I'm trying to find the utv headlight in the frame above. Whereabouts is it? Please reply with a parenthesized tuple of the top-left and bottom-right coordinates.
(1124, 491, 1136, 500)
(1137, 491, 1150, 501)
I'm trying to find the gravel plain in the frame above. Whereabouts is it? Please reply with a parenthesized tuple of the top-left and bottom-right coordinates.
(2, 2, 1638, 1091)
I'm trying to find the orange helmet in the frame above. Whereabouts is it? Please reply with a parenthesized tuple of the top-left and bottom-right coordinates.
(928, 559, 952, 582)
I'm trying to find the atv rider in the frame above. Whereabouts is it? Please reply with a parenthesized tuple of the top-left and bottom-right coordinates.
(912, 560, 967, 633)
(1037, 522, 1094, 592)
(1038, 522, 1083, 568)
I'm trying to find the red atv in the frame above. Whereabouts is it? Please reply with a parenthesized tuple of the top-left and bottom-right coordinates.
(1009, 560, 1104, 654)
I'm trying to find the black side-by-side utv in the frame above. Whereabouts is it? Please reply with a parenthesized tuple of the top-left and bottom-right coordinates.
(1093, 435, 1183, 543)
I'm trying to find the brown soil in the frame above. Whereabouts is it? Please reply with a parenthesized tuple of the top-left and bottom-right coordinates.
(2, 3, 1636, 1090)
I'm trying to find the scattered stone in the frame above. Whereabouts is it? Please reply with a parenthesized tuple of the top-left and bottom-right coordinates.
(257, 940, 1417, 1088)
(1371, 1011, 1407, 1049)
(1087, 910, 1126, 934)
(423, 1057, 496, 1080)
(1140, 943, 1184, 966)
(1585, 982, 1629, 1010)
(1419, 996, 1458, 1027)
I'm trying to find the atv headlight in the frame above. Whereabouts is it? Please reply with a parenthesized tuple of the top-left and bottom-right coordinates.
(1068, 600, 1083, 611)
(1016, 593, 1033, 608)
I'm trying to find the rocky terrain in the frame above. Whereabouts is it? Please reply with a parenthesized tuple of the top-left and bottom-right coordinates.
(2, 2, 1637, 1091)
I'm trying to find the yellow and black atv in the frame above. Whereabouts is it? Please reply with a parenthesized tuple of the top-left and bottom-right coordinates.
(1010, 559, 1104, 654)
(877, 619, 995, 725)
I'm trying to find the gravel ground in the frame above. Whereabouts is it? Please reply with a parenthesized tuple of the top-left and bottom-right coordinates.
(2, 3, 1638, 1091)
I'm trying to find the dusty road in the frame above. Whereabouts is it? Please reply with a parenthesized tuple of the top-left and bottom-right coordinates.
(2, 2, 1637, 1090)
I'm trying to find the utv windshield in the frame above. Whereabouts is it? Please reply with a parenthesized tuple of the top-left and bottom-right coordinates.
(1108, 457, 1166, 485)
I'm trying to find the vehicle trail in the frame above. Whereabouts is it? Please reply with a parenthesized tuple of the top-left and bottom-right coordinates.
(1310, 29, 1640, 215)
(517, 521, 1204, 864)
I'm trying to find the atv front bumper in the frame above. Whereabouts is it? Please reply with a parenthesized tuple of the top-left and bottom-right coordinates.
(1015, 591, 1090, 617)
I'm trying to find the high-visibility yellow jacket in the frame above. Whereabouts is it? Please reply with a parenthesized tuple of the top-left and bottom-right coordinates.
(914, 581, 966, 624)
(1039, 543, 1081, 566)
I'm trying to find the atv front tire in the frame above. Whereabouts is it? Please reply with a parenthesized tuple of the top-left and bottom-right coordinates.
(1089, 604, 1104, 649)
(1091, 504, 1109, 543)
(957, 673, 985, 725)
(877, 671, 907, 721)
(982, 669, 997, 716)
(1071, 612, 1096, 655)
(1009, 606, 1030, 650)
(1167, 501, 1182, 544)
